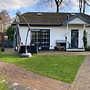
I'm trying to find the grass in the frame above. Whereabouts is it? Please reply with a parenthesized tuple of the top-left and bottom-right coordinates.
(0, 78, 8, 90)
(0, 52, 85, 83)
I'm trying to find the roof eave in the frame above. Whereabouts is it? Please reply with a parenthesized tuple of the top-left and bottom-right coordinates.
(12, 23, 62, 26)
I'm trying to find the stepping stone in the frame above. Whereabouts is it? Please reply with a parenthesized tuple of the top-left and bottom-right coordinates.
(4, 81, 33, 90)
(8, 84, 32, 90)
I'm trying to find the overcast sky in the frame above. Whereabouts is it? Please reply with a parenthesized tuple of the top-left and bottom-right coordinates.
(0, 0, 90, 17)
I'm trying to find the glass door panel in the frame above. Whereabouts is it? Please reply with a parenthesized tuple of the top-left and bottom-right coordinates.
(71, 30, 78, 48)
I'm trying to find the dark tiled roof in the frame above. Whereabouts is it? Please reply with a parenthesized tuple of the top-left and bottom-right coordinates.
(78, 13, 90, 23)
(14, 12, 90, 26)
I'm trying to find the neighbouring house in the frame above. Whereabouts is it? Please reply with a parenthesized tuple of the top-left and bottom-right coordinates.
(13, 12, 90, 51)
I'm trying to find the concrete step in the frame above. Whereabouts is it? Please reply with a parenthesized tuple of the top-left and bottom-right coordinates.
(66, 48, 85, 52)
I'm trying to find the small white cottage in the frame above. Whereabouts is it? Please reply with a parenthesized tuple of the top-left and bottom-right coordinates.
(14, 12, 90, 51)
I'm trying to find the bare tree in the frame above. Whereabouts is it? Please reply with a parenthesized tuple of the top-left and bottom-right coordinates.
(36, 0, 90, 13)
(37, 0, 66, 13)
(79, 0, 90, 13)
(79, 0, 85, 13)
(79, 0, 82, 13)
(54, 0, 90, 13)
(55, 0, 64, 12)
(0, 9, 11, 32)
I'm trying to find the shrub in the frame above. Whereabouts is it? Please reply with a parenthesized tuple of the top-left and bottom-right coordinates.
(7, 26, 15, 41)
(85, 46, 90, 51)
(83, 30, 87, 50)
(1, 47, 5, 52)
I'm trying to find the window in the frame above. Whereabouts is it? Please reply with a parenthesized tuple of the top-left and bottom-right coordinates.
(31, 30, 40, 45)
(41, 30, 49, 47)
(31, 29, 50, 49)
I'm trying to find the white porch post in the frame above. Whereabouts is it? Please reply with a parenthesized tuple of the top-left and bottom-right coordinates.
(84, 24, 85, 30)
(66, 24, 69, 49)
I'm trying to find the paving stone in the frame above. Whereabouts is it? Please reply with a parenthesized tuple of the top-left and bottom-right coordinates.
(5, 81, 33, 90)
(8, 85, 32, 90)
(0, 61, 70, 90)
(70, 55, 90, 90)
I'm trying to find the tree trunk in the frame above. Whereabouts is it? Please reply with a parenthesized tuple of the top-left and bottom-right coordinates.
(83, 0, 86, 13)
(56, 4, 59, 13)
(79, 0, 82, 13)
(55, 0, 63, 13)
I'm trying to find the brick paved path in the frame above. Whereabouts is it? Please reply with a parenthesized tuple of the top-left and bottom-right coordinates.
(4, 48, 90, 55)
(0, 62, 70, 90)
(69, 55, 90, 90)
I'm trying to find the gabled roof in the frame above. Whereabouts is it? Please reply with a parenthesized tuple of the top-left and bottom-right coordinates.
(63, 13, 90, 25)
(13, 12, 90, 26)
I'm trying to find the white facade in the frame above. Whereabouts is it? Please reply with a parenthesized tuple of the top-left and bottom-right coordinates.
(19, 26, 31, 45)
(19, 17, 90, 50)
(19, 26, 67, 49)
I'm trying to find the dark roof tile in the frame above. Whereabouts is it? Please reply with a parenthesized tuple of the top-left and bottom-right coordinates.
(14, 12, 90, 26)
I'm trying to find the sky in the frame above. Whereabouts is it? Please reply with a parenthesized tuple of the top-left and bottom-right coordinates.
(0, 0, 90, 18)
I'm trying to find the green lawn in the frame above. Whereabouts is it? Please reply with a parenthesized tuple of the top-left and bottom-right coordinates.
(0, 78, 8, 90)
(0, 52, 85, 83)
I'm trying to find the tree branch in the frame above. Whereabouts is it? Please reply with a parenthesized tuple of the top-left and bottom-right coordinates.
(86, 1, 90, 6)
(58, 0, 64, 6)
